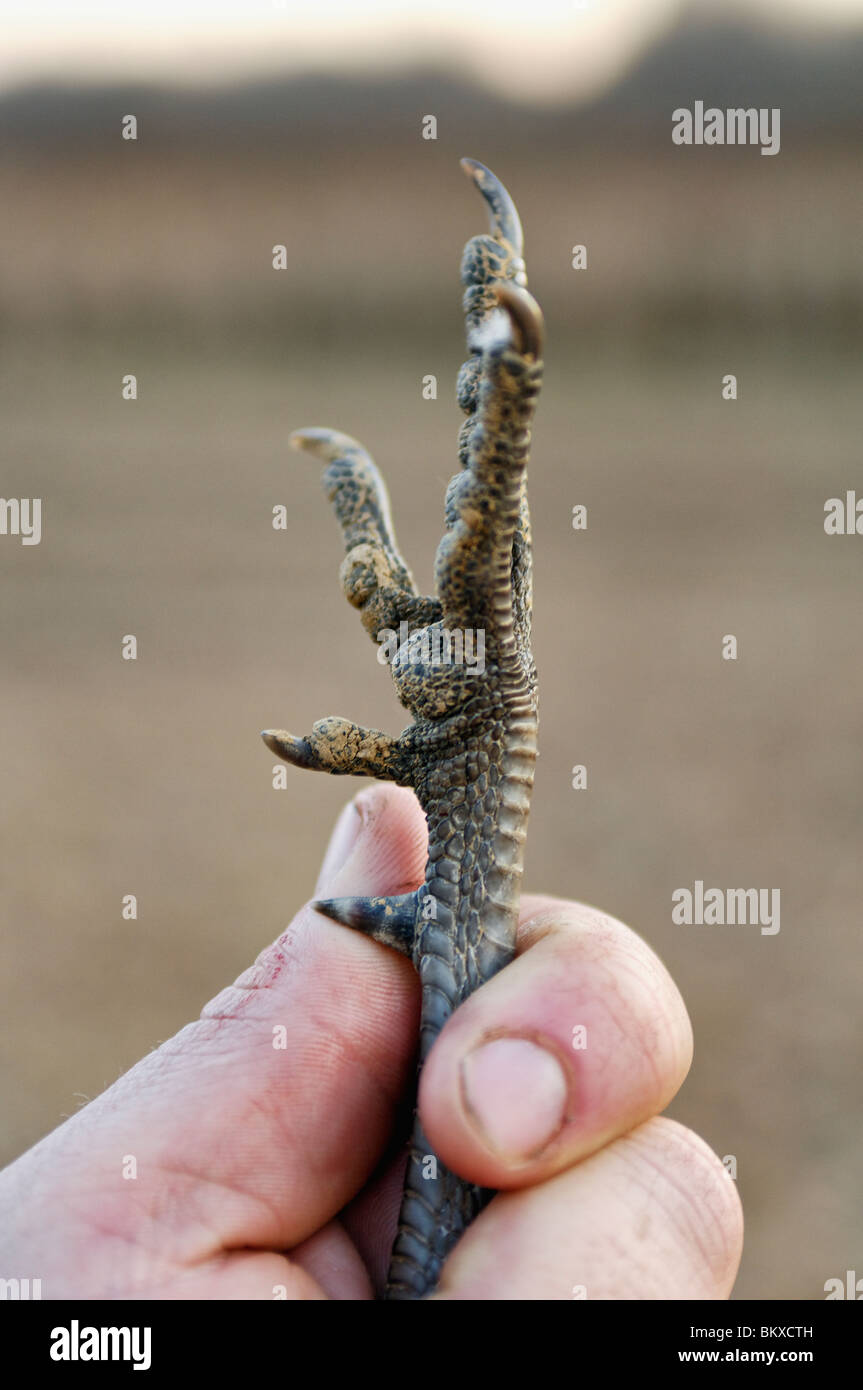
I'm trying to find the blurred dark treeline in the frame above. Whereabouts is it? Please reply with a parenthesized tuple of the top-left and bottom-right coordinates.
(1, 16, 862, 354)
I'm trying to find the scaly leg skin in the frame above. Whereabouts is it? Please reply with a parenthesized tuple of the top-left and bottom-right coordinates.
(263, 158, 543, 1301)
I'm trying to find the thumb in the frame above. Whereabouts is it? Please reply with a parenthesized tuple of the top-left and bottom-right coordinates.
(0, 785, 428, 1294)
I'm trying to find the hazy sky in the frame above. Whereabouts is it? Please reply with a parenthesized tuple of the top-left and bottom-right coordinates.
(2, 0, 862, 100)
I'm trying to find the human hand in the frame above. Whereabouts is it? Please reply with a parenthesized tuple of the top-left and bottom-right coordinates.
(0, 784, 742, 1299)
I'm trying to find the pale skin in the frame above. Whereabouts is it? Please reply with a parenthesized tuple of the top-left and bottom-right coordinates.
(0, 784, 742, 1299)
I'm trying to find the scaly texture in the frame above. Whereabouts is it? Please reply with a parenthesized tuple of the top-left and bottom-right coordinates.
(263, 158, 544, 1300)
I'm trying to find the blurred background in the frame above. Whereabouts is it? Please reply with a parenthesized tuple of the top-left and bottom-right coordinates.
(2, 0, 862, 1299)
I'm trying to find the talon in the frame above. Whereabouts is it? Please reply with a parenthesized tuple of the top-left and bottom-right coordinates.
(261, 729, 315, 768)
(494, 283, 544, 360)
(289, 428, 365, 463)
(312, 893, 418, 958)
(460, 157, 524, 257)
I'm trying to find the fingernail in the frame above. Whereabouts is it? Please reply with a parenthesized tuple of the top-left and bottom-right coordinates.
(460, 1038, 568, 1161)
(315, 797, 365, 893)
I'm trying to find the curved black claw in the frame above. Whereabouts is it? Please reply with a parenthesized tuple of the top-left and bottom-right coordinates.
(495, 283, 544, 360)
(312, 893, 419, 957)
(460, 157, 525, 264)
(261, 729, 316, 768)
